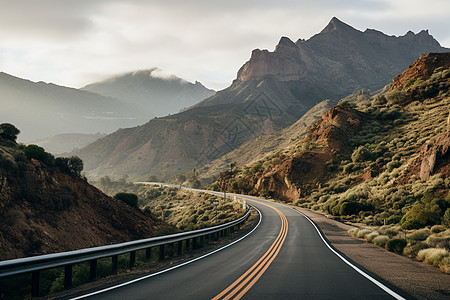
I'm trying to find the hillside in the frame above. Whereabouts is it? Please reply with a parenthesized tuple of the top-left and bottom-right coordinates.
(199, 99, 335, 181)
(82, 68, 216, 118)
(218, 52, 450, 229)
(76, 18, 448, 181)
(30, 132, 106, 154)
(0, 132, 175, 260)
(0, 72, 140, 142)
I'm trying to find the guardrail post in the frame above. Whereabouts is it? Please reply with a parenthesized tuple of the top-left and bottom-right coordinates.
(90, 259, 97, 281)
(31, 271, 40, 297)
(193, 237, 197, 249)
(146, 248, 152, 261)
(177, 241, 183, 255)
(112, 255, 118, 274)
(64, 265, 72, 290)
(130, 251, 136, 269)
(159, 245, 165, 260)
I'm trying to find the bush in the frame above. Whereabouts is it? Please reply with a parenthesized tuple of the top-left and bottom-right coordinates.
(386, 215, 402, 225)
(24, 144, 54, 165)
(0, 123, 20, 142)
(114, 192, 139, 208)
(406, 229, 430, 242)
(356, 229, 372, 239)
(373, 235, 390, 247)
(417, 248, 449, 267)
(55, 156, 83, 177)
(401, 204, 440, 229)
(385, 238, 407, 254)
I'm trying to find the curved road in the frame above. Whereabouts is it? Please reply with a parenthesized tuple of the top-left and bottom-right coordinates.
(73, 195, 406, 300)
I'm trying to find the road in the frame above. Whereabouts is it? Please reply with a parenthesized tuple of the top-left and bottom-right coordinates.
(73, 194, 406, 300)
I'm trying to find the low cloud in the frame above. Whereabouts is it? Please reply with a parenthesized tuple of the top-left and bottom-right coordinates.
(1, 0, 449, 91)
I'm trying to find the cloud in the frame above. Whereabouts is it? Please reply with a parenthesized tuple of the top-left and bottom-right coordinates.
(0, 0, 449, 91)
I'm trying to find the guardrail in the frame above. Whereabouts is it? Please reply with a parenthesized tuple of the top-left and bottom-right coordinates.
(0, 208, 252, 297)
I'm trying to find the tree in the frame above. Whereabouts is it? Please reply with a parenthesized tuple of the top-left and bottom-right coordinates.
(24, 144, 54, 165)
(114, 192, 139, 208)
(55, 156, 83, 176)
(0, 123, 20, 142)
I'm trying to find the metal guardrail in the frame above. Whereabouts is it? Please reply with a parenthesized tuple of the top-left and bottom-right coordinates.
(0, 208, 252, 297)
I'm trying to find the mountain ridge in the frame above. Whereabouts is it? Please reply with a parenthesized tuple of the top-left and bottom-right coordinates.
(76, 18, 449, 180)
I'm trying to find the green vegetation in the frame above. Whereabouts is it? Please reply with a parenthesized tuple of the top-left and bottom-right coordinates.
(114, 192, 139, 208)
(0, 124, 84, 178)
(94, 178, 246, 231)
(349, 226, 450, 273)
(0, 123, 20, 142)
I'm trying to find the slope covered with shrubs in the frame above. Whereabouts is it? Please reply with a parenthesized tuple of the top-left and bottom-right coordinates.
(212, 53, 450, 271)
(0, 127, 175, 260)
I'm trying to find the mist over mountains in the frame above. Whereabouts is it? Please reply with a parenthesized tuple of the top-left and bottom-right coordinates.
(82, 68, 216, 118)
(0, 69, 214, 143)
(74, 18, 449, 181)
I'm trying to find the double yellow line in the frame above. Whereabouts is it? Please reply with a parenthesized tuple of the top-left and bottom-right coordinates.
(212, 199, 289, 300)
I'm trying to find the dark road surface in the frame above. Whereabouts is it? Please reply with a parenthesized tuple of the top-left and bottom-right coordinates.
(72, 194, 406, 300)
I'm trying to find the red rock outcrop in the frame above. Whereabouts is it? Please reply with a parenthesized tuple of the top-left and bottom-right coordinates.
(390, 52, 450, 91)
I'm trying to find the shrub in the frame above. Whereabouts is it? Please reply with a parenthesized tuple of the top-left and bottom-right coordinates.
(373, 235, 390, 247)
(417, 248, 449, 267)
(356, 229, 372, 239)
(24, 144, 54, 165)
(386, 238, 407, 254)
(365, 231, 379, 243)
(0, 123, 20, 142)
(403, 242, 429, 257)
(386, 215, 402, 225)
(407, 229, 430, 242)
(114, 192, 139, 208)
(431, 225, 446, 234)
(55, 156, 83, 177)
(401, 204, 440, 229)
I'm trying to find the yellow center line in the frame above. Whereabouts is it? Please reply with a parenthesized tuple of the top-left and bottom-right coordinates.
(212, 199, 289, 300)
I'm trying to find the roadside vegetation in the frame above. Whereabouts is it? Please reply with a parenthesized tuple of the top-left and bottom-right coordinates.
(349, 225, 450, 273)
(95, 178, 247, 230)
(211, 56, 450, 273)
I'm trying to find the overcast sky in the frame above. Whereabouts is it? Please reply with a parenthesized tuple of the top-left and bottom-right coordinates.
(1, 0, 449, 91)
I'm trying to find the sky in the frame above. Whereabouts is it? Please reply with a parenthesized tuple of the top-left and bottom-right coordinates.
(1, 0, 449, 91)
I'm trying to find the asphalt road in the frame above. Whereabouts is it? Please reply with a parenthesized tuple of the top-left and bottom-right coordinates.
(73, 194, 406, 300)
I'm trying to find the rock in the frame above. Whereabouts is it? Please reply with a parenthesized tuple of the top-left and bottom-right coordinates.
(419, 132, 450, 181)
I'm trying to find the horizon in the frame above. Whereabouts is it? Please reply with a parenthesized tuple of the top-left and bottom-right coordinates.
(1, 0, 449, 91)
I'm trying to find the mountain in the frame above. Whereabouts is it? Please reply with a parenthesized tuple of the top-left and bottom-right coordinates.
(0, 70, 214, 142)
(199, 99, 336, 181)
(219, 52, 450, 226)
(82, 68, 216, 118)
(76, 18, 449, 180)
(0, 72, 141, 142)
(30, 132, 107, 154)
(0, 136, 175, 260)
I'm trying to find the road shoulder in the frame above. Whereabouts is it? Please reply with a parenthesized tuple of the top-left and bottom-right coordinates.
(292, 206, 450, 300)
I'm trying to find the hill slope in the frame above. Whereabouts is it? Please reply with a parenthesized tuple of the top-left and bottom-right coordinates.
(82, 68, 216, 118)
(30, 132, 106, 154)
(76, 18, 448, 180)
(0, 136, 175, 260)
(219, 52, 450, 229)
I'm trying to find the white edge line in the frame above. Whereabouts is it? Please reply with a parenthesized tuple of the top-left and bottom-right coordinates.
(70, 207, 262, 300)
(289, 207, 406, 300)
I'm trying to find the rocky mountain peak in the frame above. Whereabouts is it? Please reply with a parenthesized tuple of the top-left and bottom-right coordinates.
(320, 17, 359, 34)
